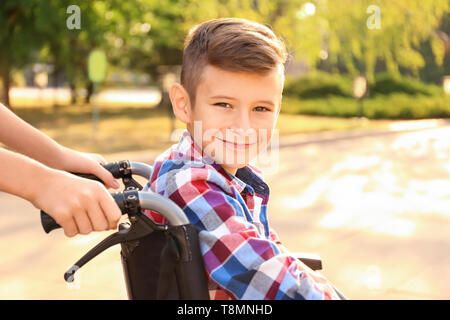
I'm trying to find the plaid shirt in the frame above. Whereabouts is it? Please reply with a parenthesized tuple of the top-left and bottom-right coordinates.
(143, 130, 341, 300)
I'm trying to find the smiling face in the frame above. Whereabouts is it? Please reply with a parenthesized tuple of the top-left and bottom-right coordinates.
(170, 64, 284, 175)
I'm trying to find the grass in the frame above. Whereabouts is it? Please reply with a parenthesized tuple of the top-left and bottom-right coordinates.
(10, 102, 399, 155)
(14, 104, 180, 154)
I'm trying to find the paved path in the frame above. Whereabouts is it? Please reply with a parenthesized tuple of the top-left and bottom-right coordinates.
(264, 120, 450, 299)
(0, 119, 449, 299)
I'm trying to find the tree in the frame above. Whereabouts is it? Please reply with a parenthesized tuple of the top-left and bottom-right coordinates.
(0, 0, 106, 107)
(37, 0, 109, 104)
(0, 0, 42, 108)
(316, 0, 450, 82)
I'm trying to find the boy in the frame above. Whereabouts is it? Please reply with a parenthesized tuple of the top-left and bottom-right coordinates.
(143, 18, 342, 300)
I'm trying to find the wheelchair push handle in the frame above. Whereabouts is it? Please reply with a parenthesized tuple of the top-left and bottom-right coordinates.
(40, 160, 154, 233)
(40, 193, 128, 234)
(41, 191, 190, 232)
(42, 191, 191, 232)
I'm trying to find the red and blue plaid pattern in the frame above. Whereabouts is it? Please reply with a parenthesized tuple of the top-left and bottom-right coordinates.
(143, 130, 341, 300)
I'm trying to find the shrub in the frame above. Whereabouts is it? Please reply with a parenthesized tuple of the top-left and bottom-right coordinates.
(368, 73, 440, 96)
(363, 94, 450, 119)
(282, 71, 449, 119)
(284, 72, 353, 99)
(284, 72, 442, 99)
(281, 94, 450, 119)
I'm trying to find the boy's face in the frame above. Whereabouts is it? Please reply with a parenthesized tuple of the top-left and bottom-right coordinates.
(174, 64, 284, 175)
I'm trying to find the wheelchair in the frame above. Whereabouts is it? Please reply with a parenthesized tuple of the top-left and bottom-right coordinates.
(40, 160, 326, 300)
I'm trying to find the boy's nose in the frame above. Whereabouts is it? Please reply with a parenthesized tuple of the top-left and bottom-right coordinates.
(226, 111, 258, 143)
(231, 109, 251, 131)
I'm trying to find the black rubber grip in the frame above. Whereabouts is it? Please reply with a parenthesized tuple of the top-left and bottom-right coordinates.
(72, 173, 103, 183)
(40, 193, 126, 233)
(103, 162, 122, 179)
(41, 211, 61, 234)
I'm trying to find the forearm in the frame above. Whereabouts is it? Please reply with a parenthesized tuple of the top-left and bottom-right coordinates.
(0, 148, 56, 204)
(0, 104, 65, 169)
(0, 148, 122, 236)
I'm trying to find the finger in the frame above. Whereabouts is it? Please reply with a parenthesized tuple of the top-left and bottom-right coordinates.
(90, 153, 107, 165)
(73, 209, 94, 235)
(96, 156, 106, 165)
(92, 165, 120, 190)
(86, 199, 109, 232)
(62, 218, 79, 237)
(98, 191, 122, 230)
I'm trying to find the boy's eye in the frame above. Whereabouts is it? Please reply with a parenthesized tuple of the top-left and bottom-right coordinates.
(214, 102, 231, 108)
(254, 106, 271, 112)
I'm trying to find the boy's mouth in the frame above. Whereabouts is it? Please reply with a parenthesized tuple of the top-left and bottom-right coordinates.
(215, 137, 257, 150)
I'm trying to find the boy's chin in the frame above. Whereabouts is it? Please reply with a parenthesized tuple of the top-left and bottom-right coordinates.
(218, 162, 247, 175)
(221, 162, 247, 170)
(205, 149, 258, 172)
(216, 157, 254, 173)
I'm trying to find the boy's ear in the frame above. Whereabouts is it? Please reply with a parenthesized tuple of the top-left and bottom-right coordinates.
(169, 83, 191, 124)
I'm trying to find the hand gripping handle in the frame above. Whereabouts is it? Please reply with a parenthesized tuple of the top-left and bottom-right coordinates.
(39, 161, 152, 233)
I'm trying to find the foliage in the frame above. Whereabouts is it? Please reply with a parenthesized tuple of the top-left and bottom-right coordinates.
(0, 0, 43, 106)
(0, 0, 448, 108)
(284, 72, 353, 99)
(314, 0, 450, 82)
(368, 73, 441, 96)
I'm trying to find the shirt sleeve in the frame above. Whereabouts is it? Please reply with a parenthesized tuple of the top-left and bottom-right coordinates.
(268, 227, 282, 245)
(155, 162, 341, 300)
(142, 181, 169, 224)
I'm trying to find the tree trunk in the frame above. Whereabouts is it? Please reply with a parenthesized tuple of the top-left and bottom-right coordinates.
(85, 81, 93, 104)
(1, 69, 11, 109)
(69, 82, 77, 105)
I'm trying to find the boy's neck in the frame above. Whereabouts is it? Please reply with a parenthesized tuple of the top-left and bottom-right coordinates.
(220, 165, 237, 176)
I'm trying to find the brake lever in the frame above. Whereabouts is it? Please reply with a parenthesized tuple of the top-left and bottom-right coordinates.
(122, 177, 143, 191)
(76, 160, 144, 190)
(115, 160, 144, 190)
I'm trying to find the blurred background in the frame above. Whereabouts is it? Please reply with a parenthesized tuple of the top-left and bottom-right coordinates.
(0, 0, 449, 300)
